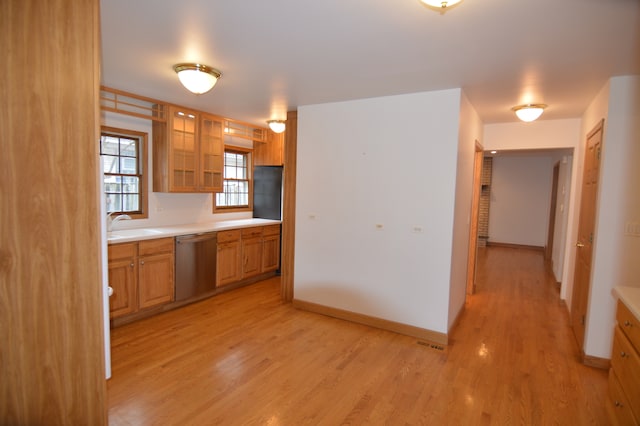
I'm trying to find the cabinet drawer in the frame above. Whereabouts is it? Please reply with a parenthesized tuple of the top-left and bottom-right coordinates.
(608, 369, 639, 426)
(617, 300, 640, 351)
(263, 224, 281, 236)
(139, 237, 174, 256)
(241, 226, 263, 239)
(611, 326, 640, 418)
(108, 242, 136, 260)
(218, 229, 241, 243)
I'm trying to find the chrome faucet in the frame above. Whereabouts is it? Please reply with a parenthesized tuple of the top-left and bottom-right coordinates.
(107, 212, 132, 231)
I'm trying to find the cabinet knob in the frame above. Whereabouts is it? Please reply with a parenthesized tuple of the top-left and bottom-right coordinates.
(620, 351, 627, 358)
(624, 320, 631, 327)
(140, 260, 145, 265)
(614, 400, 623, 408)
(130, 262, 134, 268)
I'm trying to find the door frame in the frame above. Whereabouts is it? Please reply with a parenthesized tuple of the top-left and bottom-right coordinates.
(466, 141, 484, 295)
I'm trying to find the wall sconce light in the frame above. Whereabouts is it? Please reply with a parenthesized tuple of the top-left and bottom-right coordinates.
(419, 0, 463, 9)
(512, 104, 547, 122)
(267, 120, 286, 134)
(173, 63, 222, 95)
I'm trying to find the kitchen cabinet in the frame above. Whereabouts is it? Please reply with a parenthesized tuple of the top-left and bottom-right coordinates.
(216, 225, 281, 287)
(107, 243, 137, 318)
(153, 105, 223, 193)
(138, 238, 175, 309)
(241, 227, 263, 279)
(608, 299, 640, 425)
(216, 229, 242, 287)
(262, 224, 281, 272)
(254, 130, 284, 166)
(108, 237, 175, 319)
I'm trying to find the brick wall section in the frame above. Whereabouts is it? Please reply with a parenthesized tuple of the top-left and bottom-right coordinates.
(478, 157, 492, 247)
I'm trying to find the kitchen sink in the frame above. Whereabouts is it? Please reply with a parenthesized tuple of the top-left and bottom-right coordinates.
(107, 228, 166, 241)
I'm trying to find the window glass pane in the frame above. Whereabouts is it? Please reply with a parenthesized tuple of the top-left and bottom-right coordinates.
(104, 175, 122, 193)
(119, 138, 137, 157)
(101, 136, 119, 155)
(105, 193, 121, 212)
(102, 155, 119, 174)
(121, 157, 137, 175)
(122, 194, 139, 212)
(122, 176, 139, 194)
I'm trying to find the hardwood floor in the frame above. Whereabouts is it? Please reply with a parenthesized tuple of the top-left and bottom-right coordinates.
(108, 247, 608, 425)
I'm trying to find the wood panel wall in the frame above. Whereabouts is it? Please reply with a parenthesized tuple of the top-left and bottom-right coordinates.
(281, 111, 298, 302)
(0, 0, 107, 424)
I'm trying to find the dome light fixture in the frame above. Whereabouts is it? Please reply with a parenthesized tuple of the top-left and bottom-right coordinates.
(419, 0, 463, 9)
(512, 104, 547, 122)
(173, 63, 222, 95)
(267, 120, 286, 134)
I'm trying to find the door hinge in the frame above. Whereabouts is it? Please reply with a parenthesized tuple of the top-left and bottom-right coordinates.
(581, 315, 586, 325)
(589, 233, 593, 243)
(597, 147, 601, 160)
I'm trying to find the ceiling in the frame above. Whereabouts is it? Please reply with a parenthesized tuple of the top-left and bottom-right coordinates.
(100, 0, 640, 127)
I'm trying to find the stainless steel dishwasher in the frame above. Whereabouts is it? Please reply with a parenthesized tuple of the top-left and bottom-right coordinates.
(175, 232, 217, 302)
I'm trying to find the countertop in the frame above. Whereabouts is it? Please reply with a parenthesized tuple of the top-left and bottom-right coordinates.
(107, 218, 281, 244)
(612, 286, 640, 320)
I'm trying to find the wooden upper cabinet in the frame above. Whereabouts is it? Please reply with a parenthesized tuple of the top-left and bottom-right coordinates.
(199, 113, 224, 191)
(153, 105, 223, 193)
(254, 130, 284, 166)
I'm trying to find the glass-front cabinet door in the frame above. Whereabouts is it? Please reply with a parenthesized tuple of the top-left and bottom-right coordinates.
(199, 113, 224, 192)
(170, 107, 197, 191)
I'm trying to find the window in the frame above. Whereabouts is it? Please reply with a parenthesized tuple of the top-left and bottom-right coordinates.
(214, 148, 252, 212)
(100, 126, 148, 219)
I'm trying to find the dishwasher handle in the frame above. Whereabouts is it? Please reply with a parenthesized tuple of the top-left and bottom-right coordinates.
(176, 232, 217, 244)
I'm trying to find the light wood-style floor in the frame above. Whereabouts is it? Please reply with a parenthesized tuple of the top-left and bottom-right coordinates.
(107, 247, 608, 425)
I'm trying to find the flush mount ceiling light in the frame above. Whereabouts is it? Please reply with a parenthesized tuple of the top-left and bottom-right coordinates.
(419, 0, 463, 9)
(512, 104, 547, 122)
(173, 63, 222, 95)
(267, 120, 286, 134)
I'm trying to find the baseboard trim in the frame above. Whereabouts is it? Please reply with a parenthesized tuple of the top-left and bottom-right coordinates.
(582, 351, 610, 370)
(486, 241, 544, 251)
(292, 299, 448, 346)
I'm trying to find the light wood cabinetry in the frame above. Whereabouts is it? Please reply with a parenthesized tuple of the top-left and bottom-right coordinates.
(108, 237, 175, 319)
(262, 224, 281, 272)
(241, 227, 264, 278)
(608, 300, 640, 425)
(138, 238, 175, 309)
(254, 130, 284, 166)
(216, 225, 281, 287)
(216, 230, 242, 287)
(107, 243, 138, 318)
(153, 105, 223, 193)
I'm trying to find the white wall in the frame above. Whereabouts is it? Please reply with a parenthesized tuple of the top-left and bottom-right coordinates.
(295, 89, 462, 334)
(101, 112, 251, 230)
(448, 92, 483, 330)
(488, 155, 554, 247)
(584, 75, 640, 358)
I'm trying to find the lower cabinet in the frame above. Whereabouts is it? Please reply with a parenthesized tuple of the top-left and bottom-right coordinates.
(216, 230, 242, 287)
(608, 299, 640, 425)
(216, 224, 280, 287)
(108, 237, 175, 319)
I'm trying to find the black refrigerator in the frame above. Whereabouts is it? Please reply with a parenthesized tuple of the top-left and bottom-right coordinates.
(253, 166, 283, 220)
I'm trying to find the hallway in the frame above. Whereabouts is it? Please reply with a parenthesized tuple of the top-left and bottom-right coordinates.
(108, 246, 608, 425)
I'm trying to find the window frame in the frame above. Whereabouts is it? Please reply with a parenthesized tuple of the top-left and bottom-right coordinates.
(213, 147, 253, 213)
(100, 126, 148, 219)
